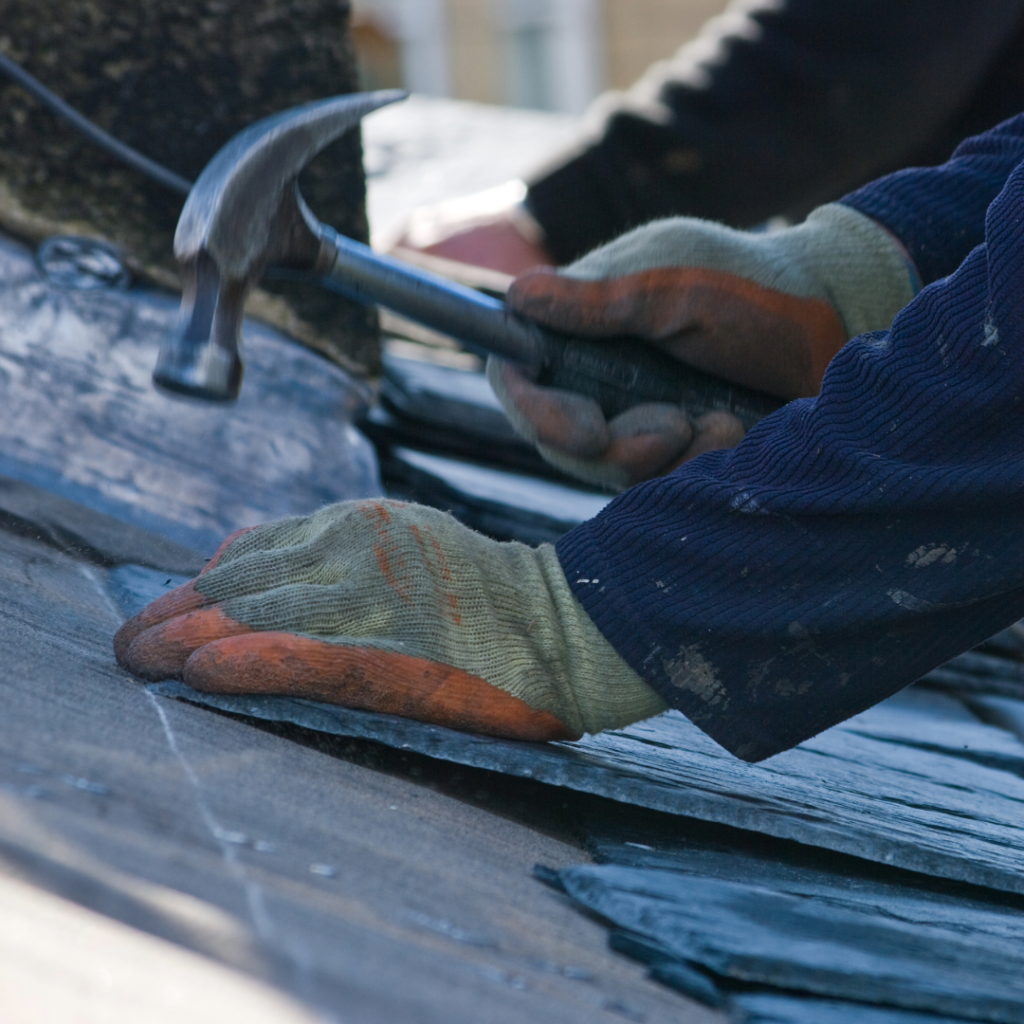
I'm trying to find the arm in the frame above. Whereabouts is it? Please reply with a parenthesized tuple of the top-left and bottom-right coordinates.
(527, 0, 1024, 262)
(492, 114, 1024, 492)
(558, 146, 1024, 761)
(117, 124, 1024, 763)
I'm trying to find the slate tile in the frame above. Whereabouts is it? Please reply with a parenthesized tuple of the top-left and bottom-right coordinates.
(0, 233, 381, 555)
(732, 993, 975, 1024)
(381, 446, 610, 544)
(556, 863, 1024, 1022)
(144, 671, 1024, 896)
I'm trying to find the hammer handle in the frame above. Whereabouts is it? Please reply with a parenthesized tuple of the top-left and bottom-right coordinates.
(321, 230, 782, 429)
(536, 335, 782, 427)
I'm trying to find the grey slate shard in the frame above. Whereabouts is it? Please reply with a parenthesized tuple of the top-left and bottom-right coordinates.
(918, 625, 1024, 700)
(143, 662, 1024, 896)
(554, 863, 1024, 1023)
(731, 994, 977, 1024)
(0, 475, 204, 575)
(379, 353, 525, 448)
(361, 352, 559, 477)
(0, 232, 382, 555)
(577, 800, 1024, 1023)
(969, 695, 1024, 747)
(605, 931, 724, 1009)
(381, 446, 610, 544)
(358, 351, 612, 542)
(922, 649, 1024, 700)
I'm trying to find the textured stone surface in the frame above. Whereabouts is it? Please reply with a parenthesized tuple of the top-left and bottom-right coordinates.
(0, 1, 378, 371)
(0, 523, 718, 1024)
(0, 475, 203, 575)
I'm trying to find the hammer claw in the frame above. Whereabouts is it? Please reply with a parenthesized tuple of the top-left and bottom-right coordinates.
(158, 89, 406, 401)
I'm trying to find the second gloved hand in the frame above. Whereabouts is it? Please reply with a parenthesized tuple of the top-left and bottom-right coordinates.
(113, 500, 667, 741)
(491, 203, 919, 491)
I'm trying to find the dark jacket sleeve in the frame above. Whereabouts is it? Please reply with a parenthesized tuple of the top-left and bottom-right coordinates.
(526, 0, 1024, 263)
(557, 117, 1024, 761)
(842, 115, 1024, 284)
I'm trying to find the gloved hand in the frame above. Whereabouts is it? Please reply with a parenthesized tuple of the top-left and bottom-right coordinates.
(114, 500, 667, 741)
(490, 203, 920, 491)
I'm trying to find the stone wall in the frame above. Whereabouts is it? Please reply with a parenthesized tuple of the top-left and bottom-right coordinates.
(0, 0, 379, 374)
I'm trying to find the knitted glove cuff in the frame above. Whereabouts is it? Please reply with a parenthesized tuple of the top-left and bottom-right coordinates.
(534, 543, 668, 733)
(798, 203, 920, 339)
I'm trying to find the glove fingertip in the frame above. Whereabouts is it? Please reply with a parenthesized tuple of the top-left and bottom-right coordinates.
(489, 358, 610, 458)
(505, 267, 591, 327)
(120, 607, 251, 681)
(183, 634, 582, 742)
(113, 580, 213, 664)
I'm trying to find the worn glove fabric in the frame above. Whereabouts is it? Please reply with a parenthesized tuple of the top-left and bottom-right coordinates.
(114, 500, 667, 741)
(490, 203, 919, 491)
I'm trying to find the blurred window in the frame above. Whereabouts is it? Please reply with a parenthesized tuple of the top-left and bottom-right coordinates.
(504, 21, 553, 110)
(352, 13, 405, 91)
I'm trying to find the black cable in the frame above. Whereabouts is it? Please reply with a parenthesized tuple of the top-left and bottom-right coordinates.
(0, 50, 193, 196)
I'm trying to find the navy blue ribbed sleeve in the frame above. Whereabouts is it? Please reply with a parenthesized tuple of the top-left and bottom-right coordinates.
(842, 113, 1024, 284)
(558, 145, 1024, 762)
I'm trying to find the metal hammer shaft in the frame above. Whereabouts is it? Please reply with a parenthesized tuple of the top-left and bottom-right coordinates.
(320, 227, 545, 365)
(319, 228, 783, 428)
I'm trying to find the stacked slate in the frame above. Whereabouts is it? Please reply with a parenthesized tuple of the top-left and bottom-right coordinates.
(359, 350, 613, 543)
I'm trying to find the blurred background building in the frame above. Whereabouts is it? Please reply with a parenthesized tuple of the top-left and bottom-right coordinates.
(350, 0, 732, 113)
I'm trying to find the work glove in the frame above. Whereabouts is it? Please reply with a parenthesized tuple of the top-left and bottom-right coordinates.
(490, 203, 919, 491)
(114, 500, 667, 741)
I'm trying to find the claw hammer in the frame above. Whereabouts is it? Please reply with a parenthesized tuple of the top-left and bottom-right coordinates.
(155, 91, 782, 427)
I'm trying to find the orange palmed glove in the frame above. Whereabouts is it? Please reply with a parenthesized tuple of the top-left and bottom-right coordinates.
(114, 500, 666, 741)
(491, 203, 919, 491)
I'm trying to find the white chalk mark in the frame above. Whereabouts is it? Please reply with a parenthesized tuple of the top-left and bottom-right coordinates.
(145, 691, 275, 942)
(76, 564, 125, 625)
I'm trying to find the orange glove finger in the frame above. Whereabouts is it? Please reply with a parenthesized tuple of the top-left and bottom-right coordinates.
(665, 411, 748, 474)
(119, 606, 253, 680)
(491, 359, 610, 457)
(600, 404, 695, 486)
(507, 267, 845, 399)
(112, 527, 254, 663)
(183, 632, 579, 742)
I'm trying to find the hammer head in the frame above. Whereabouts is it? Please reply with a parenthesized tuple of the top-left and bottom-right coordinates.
(154, 89, 406, 401)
